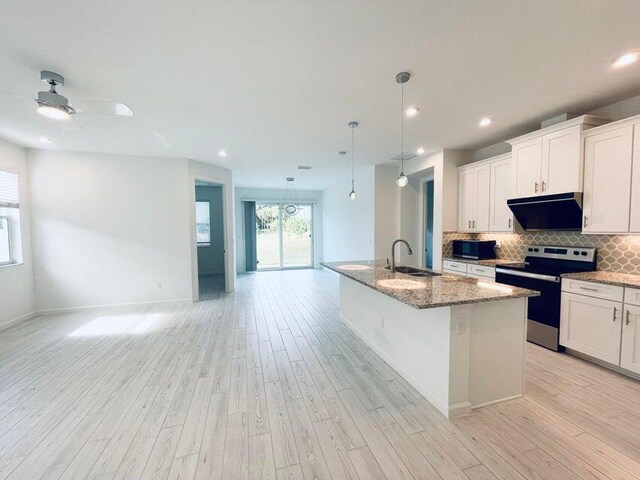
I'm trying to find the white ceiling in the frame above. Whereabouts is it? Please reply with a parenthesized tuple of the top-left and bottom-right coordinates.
(1, 0, 640, 189)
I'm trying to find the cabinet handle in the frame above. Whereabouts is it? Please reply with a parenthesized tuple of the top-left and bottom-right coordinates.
(579, 286, 599, 292)
(472, 220, 476, 229)
(583, 215, 588, 228)
(508, 218, 512, 229)
(534, 181, 539, 193)
(626, 310, 631, 326)
(613, 307, 617, 322)
(468, 220, 471, 229)
(541, 181, 546, 192)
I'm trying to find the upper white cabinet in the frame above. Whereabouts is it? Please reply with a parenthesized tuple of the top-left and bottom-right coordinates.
(512, 138, 542, 198)
(457, 153, 512, 233)
(629, 124, 640, 232)
(489, 156, 514, 232)
(541, 125, 583, 194)
(508, 116, 609, 200)
(582, 124, 633, 233)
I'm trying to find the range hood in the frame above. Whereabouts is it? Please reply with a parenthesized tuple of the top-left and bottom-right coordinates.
(507, 192, 583, 231)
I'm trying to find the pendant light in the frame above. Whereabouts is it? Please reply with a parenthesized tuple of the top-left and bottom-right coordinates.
(282, 177, 299, 215)
(395, 72, 410, 187)
(348, 121, 359, 200)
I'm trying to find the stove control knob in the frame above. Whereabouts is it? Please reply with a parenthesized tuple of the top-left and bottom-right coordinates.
(528, 248, 533, 252)
(574, 251, 580, 255)
(581, 251, 588, 256)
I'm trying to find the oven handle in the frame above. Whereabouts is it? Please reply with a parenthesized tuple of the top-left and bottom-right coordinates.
(495, 268, 560, 283)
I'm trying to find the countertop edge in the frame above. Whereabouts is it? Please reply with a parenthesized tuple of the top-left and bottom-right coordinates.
(322, 261, 540, 310)
(561, 272, 640, 289)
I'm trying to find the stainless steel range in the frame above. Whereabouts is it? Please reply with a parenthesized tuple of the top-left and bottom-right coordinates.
(495, 245, 597, 351)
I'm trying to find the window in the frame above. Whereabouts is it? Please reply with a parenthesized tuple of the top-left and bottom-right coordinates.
(196, 201, 211, 246)
(0, 170, 20, 266)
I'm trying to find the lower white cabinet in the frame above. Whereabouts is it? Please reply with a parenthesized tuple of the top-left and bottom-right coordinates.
(560, 292, 622, 364)
(561, 282, 640, 374)
(621, 304, 640, 374)
(443, 260, 495, 281)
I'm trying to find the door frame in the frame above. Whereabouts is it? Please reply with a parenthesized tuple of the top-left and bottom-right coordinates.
(254, 201, 314, 271)
(189, 174, 234, 300)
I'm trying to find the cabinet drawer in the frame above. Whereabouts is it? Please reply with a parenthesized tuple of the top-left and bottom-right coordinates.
(562, 279, 624, 302)
(624, 287, 640, 307)
(443, 269, 465, 276)
(467, 264, 495, 279)
(443, 260, 467, 273)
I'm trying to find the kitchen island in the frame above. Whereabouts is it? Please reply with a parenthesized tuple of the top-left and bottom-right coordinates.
(322, 260, 539, 418)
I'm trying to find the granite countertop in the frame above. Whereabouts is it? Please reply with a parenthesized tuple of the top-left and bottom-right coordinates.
(562, 271, 640, 288)
(443, 257, 515, 267)
(321, 260, 539, 310)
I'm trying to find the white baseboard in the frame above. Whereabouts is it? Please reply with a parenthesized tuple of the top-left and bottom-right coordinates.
(471, 394, 523, 411)
(34, 298, 193, 316)
(0, 311, 37, 331)
(339, 313, 452, 418)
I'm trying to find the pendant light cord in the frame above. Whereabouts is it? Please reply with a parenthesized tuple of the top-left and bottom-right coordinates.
(351, 127, 355, 190)
(400, 80, 405, 173)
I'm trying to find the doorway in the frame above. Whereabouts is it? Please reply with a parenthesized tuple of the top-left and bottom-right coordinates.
(195, 182, 226, 299)
(424, 179, 434, 269)
(246, 202, 313, 271)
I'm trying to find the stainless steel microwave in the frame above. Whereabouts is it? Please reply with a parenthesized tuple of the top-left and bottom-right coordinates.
(452, 240, 497, 260)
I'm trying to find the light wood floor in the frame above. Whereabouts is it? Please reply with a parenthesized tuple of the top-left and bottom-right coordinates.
(1, 269, 640, 480)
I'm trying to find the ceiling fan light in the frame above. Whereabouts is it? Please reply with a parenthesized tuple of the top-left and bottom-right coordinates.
(396, 173, 408, 187)
(37, 104, 70, 120)
(349, 189, 357, 201)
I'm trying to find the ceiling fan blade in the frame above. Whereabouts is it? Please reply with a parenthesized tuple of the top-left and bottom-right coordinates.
(72, 100, 133, 117)
(0, 92, 33, 102)
(61, 116, 82, 131)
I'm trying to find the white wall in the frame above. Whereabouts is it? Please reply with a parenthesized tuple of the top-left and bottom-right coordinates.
(322, 166, 375, 262)
(196, 185, 225, 275)
(374, 165, 401, 260)
(0, 138, 34, 327)
(235, 187, 323, 272)
(28, 150, 233, 311)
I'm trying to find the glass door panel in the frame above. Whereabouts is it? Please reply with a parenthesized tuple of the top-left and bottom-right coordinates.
(283, 204, 312, 267)
(256, 204, 281, 270)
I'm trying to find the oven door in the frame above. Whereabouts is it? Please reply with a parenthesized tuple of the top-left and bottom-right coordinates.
(495, 268, 562, 351)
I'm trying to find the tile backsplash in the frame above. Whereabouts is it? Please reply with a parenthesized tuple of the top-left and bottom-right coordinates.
(443, 231, 640, 274)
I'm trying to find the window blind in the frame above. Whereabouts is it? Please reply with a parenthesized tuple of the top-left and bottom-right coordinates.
(0, 171, 19, 208)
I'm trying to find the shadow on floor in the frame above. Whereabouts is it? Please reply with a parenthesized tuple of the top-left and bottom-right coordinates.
(198, 274, 225, 300)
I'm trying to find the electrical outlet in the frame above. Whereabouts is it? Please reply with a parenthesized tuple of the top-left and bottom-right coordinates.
(456, 317, 466, 335)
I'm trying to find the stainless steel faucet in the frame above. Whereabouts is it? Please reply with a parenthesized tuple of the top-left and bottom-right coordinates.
(390, 239, 413, 273)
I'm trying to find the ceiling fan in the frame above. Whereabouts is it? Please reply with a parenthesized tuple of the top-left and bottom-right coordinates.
(1, 70, 133, 122)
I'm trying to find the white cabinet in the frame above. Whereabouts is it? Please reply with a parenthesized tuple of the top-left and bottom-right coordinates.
(474, 164, 491, 232)
(560, 292, 622, 365)
(582, 125, 633, 233)
(512, 138, 542, 198)
(560, 281, 640, 375)
(508, 116, 609, 200)
(541, 125, 583, 194)
(489, 156, 514, 232)
(629, 124, 640, 232)
(458, 154, 511, 233)
(443, 260, 495, 281)
(458, 168, 474, 232)
(621, 304, 640, 374)
(443, 260, 467, 274)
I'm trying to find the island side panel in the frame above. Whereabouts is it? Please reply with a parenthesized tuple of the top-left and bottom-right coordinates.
(339, 276, 453, 416)
(463, 297, 527, 409)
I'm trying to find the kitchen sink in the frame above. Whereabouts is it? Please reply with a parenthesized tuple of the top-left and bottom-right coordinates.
(393, 266, 440, 277)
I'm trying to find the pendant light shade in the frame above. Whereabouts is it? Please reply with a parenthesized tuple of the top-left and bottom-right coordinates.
(348, 121, 358, 200)
(396, 71, 410, 188)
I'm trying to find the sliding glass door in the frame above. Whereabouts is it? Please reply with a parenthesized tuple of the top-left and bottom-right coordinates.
(255, 203, 313, 270)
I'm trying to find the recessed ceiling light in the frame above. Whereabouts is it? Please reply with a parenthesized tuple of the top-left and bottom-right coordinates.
(479, 117, 493, 127)
(417, 147, 425, 155)
(405, 106, 420, 117)
(612, 51, 639, 68)
(38, 136, 51, 144)
(218, 149, 227, 158)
